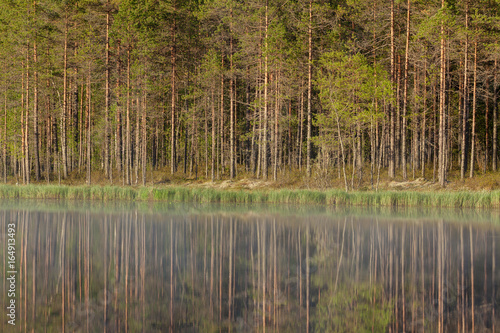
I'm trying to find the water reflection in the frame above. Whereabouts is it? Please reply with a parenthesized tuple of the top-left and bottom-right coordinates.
(1, 205, 499, 332)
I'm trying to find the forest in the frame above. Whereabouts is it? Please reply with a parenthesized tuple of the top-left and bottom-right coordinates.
(0, 0, 499, 189)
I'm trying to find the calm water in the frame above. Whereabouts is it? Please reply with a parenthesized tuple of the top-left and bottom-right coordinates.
(1, 201, 500, 332)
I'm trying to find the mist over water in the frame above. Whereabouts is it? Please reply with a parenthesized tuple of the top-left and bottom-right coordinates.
(1, 201, 499, 332)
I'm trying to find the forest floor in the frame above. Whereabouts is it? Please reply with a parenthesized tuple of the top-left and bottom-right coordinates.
(43, 165, 500, 193)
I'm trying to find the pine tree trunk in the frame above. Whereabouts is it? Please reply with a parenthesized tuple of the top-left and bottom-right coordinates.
(116, 42, 122, 175)
(25, 44, 30, 184)
(3, 85, 6, 182)
(104, 6, 110, 179)
(46, 75, 51, 183)
(461, 1, 469, 180)
(438, 0, 447, 187)
(421, 61, 427, 177)
(250, 78, 257, 174)
(470, 39, 477, 178)
(389, 0, 396, 179)
(273, 70, 279, 181)
(220, 56, 224, 178)
(170, 20, 177, 175)
(126, 46, 131, 185)
(263, 0, 269, 180)
(86, 67, 91, 185)
(485, 79, 490, 172)
(402, 0, 410, 180)
(135, 95, 140, 184)
(494, 59, 498, 171)
(230, 7, 235, 179)
(298, 87, 304, 170)
(142, 89, 147, 185)
(33, 32, 40, 181)
(211, 88, 216, 181)
(306, 0, 312, 178)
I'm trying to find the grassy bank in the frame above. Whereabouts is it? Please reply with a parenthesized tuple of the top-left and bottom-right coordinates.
(0, 184, 499, 209)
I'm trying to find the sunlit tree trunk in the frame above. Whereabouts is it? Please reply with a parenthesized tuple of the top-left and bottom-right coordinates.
(3, 82, 6, 182)
(211, 88, 216, 181)
(115, 42, 123, 176)
(170, 15, 177, 175)
(493, 59, 498, 171)
(86, 67, 91, 185)
(402, 0, 410, 180)
(141, 89, 147, 185)
(389, 0, 396, 179)
(470, 38, 478, 178)
(33, 27, 40, 181)
(24, 45, 30, 184)
(461, 1, 470, 180)
(438, 0, 447, 187)
(125, 46, 131, 185)
(306, 0, 312, 178)
(230, 6, 235, 179)
(263, 0, 269, 180)
(104, 4, 110, 180)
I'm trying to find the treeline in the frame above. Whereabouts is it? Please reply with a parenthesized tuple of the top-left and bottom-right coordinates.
(0, 0, 499, 188)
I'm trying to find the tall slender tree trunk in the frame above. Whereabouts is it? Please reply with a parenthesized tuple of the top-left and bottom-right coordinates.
(485, 80, 490, 172)
(389, 0, 396, 179)
(135, 95, 140, 184)
(230, 7, 235, 179)
(402, 0, 410, 180)
(494, 59, 498, 171)
(211, 88, 216, 181)
(421, 59, 427, 178)
(104, 5, 110, 180)
(126, 46, 131, 185)
(263, 0, 269, 180)
(3, 83, 6, 182)
(438, 0, 447, 187)
(24, 44, 30, 184)
(273, 69, 279, 181)
(116, 42, 122, 175)
(470, 39, 477, 178)
(306, 0, 313, 178)
(220, 56, 224, 178)
(170, 18, 177, 175)
(142, 89, 147, 185)
(298, 86, 304, 169)
(33, 25, 40, 181)
(461, 1, 470, 180)
(86, 66, 91, 185)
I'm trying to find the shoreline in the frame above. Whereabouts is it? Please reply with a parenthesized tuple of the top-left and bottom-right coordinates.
(0, 184, 499, 209)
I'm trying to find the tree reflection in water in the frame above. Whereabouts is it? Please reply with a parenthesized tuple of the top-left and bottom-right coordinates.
(0, 206, 499, 332)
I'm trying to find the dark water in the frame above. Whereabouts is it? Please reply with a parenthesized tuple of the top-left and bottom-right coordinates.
(1, 202, 500, 332)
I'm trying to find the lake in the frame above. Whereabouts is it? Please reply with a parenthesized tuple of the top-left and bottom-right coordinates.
(1, 201, 500, 332)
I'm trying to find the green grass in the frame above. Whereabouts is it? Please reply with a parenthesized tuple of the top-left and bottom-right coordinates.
(0, 184, 499, 209)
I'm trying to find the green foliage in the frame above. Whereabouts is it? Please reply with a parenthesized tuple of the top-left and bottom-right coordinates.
(315, 51, 391, 149)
